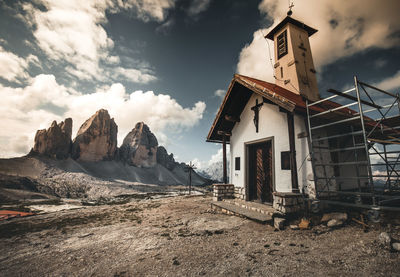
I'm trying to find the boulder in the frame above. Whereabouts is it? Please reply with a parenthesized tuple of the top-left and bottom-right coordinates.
(72, 109, 117, 162)
(327, 219, 344, 228)
(378, 232, 392, 248)
(120, 122, 158, 167)
(392, 242, 400, 252)
(157, 146, 177, 170)
(274, 217, 286, 230)
(290, 224, 299, 230)
(32, 118, 72, 159)
(298, 218, 310, 229)
(321, 212, 348, 223)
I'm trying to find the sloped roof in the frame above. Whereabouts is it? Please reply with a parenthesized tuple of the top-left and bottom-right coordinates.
(206, 74, 357, 143)
(207, 74, 400, 144)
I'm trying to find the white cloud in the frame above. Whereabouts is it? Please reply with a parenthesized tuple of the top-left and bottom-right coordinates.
(113, 67, 157, 84)
(191, 158, 203, 169)
(374, 71, 400, 92)
(187, 0, 211, 17)
(236, 29, 275, 82)
(214, 89, 225, 98)
(117, 0, 176, 22)
(194, 147, 230, 170)
(0, 46, 32, 83)
(104, 55, 121, 65)
(238, 0, 400, 80)
(20, 1, 112, 81)
(0, 74, 205, 158)
(18, 0, 159, 83)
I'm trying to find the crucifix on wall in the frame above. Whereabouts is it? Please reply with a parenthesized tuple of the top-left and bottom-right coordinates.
(251, 98, 263, 133)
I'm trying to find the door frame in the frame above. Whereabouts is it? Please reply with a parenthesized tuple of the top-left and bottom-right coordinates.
(244, 137, 275, 203)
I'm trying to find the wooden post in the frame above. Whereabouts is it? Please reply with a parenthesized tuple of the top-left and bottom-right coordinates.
(223, 135, 227, 184)
(287, 113, 299, 192)
(189, 168, 192, 195)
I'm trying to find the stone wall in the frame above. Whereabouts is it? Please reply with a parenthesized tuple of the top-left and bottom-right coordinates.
(234, 187, 245, 200)
(213, 184, 234, 201)
(273, 192, 304, 214)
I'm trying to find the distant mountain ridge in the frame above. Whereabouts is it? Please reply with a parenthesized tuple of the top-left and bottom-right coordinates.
(0, 109, 209, 201)
(197, 160, 229, 183)
(30, 109, 191, 172)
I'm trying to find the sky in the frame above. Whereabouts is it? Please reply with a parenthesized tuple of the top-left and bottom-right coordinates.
(0, 0, 399, 169)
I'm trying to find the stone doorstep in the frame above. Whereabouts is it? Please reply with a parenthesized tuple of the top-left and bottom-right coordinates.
(211, 201, 272, 224)
(222, 199, 275, 217)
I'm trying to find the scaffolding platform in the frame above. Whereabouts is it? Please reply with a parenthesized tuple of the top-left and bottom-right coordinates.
(306, 76, 400, 214)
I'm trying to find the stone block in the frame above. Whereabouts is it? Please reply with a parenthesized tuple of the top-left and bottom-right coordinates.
(274, 217, 286, 230)
(327, 219, 343, 228)
(321, 212, 347, 223)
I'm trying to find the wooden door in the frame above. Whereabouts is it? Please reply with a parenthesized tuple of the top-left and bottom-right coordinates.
(248, 141, 273, 203)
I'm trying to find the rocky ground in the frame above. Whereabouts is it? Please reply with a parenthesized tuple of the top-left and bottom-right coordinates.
(0, 195, 399, 276)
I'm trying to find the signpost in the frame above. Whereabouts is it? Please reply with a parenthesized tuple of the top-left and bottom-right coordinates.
(185, 161, 197, 195)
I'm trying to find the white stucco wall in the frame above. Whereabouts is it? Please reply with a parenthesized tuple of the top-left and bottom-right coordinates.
(230, 93, 314, 195)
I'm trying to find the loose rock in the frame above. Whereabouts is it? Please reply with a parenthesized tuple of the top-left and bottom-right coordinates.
(274, 217, 286, 230)
(298, 218, 310, 230)
(290, 225, 299, 230)
(327, 219, 344, 228)
(378, 232, 392, 248)
(321, 212, 348, 223)
(392, 242, 400, 252)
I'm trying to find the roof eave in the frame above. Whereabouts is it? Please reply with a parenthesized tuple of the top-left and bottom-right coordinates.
(265, 16, 318, 40)
(206, 77, 236, 142)
(234, 75, 296, 113)
(206, 74, 296, 143)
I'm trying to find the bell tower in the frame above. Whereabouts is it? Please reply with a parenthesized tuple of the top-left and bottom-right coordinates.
(265, 16, 319, 102)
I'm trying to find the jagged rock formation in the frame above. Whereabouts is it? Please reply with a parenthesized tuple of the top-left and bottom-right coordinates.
(32, 118, 72, 159)
(120, 122, 158, 167)
(27, 110, 208, 187)
(156, 146, 177, 170)
(72, 109, 118, 162)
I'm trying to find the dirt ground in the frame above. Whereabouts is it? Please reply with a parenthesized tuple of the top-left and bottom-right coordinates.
(0, 195, 399, 277)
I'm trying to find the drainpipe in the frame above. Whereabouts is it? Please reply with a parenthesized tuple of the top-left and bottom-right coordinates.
(223, 135, 227, 184)
(287, 112, 299, 192)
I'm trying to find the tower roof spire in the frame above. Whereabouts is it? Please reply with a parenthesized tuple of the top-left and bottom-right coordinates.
(265, 16, 317, 40)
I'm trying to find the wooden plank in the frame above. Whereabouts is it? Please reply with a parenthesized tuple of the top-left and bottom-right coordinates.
(217, 131, 232, 136)
(224, 115, 240, 123)
(235, 77, 296, 112)
(327, 88, 382, 109)
(369, 138, 400, 145)
(256, 148, 264, 201)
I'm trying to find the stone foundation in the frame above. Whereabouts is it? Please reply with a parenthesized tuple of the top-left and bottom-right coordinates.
(273, 192, 304, 214)
(234, 187, 245, 200)
(213, 184, 234, 201)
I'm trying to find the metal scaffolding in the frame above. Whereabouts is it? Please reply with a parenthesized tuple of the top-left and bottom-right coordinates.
(306, 76, 400, 214)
